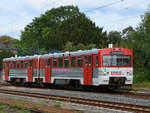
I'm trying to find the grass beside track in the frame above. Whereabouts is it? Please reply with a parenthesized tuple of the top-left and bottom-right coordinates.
(0, 98, 81, 113)
(125, 82, 150, 91)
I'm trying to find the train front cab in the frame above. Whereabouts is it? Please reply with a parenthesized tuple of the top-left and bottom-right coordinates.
(97, 48, 133, 89)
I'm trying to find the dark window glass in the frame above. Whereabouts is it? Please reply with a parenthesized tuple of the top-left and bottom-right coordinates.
(45, 59, 48, 68)
(17, 61, 20, 68)
(58, 58, 63, 68)
(8, 63, 10, 69)
(13, 62, 16, 68)
(45, 59, 51, 67)
(84, 56, 88, 67)
(102, 55, 131, 66)
(34, 60, 36, 68)
(88, 56, 92, 66)
(53, 58, 57, 68)
(24, 61, 28, 68)
(5, 63, 8, 69)
(42, 59, 45, 68)
(96, 55, 98, 66)
(9, 62, 13, 69)
(21, 61, 23, 68)
(64, 57, 69, 68)
(48, 59, 51, 67)
(77, 56, 83, 67)
(71, 57, 75, 67)
(28, 61, 32, 68)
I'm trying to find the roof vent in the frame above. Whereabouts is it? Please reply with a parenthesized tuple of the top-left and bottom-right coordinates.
(108, 44, 113, 48)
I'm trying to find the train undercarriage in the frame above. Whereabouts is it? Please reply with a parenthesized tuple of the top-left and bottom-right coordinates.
(7, 76, 128, 91)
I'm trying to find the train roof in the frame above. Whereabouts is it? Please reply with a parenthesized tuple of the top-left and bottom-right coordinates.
(3, 48, 100, 61)
(3, 48, 132, 61)
(3, 55, 40, 61)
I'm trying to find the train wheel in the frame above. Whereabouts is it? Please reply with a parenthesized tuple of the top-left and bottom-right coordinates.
(108, 85, 118, 90)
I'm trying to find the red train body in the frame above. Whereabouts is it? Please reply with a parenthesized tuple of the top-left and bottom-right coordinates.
(2, 48, 133, 88)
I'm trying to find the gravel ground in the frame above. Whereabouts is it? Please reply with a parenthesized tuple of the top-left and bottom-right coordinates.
(0, 86, 150, 107)
(0, 93, 131, 113)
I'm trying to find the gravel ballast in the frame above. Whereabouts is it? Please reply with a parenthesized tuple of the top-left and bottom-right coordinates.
(0, 86, 149, 107)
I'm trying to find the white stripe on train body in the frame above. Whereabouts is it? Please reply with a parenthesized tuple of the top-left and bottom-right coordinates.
(95, 68, 133, 85)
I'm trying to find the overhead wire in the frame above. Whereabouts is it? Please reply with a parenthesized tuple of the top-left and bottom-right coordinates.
(4, 0, 145, 37)
(84, 0, 124, 13)
(83, 0, 142, 28)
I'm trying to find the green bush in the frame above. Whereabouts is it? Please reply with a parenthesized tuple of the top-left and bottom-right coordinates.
(134, 70, 150, 83)
(20, 109, 30, 113)
(0, 104, 7, 110)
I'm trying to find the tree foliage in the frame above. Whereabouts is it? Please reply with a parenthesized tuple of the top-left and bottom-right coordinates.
(0, 51, 14, 70)
(107, 31, 121, 46)
(20, 5, 107, 54)
(63, 41, 96, 51)
(120, 10, 150, 83)
(0, 35, 18, 46)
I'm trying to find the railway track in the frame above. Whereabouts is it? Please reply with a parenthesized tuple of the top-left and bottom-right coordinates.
(0, 89, 150, 113)
(1, 84, 150, 99)
(0, 84, 150, 99)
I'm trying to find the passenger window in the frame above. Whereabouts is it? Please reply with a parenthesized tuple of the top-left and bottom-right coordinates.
(28, 61, 32, 68)
(53, 58, 57, 68)
(21, 61, 23, 68)
(58, 58, 63, 68)
(13, 62, 16, 69)
(64, 57, 69, 68)
(5, 63, 8, 69)
(88, 56, 92, 66)
(77, 56, 83, 67)
(42, 59, 45, 68)
(45, 59, 48, 68)
(34, 60, 36, 68)
(17, 61, 20, 68)
(48, 59, 51, 67)
(45, 59, 51, 68)
(9, 62, 13, 69)
(71, 57, 75, 67)
(96, 55, 98, 66)
(84, 56, 88, 67)
(24, 61, 28, 68)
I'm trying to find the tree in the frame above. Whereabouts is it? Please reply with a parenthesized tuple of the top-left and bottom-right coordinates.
(0, 35, 18, 46)
(120, 11, 150, 73)
(63, 41, 96, 51)
(20, 5, 107, 54)
(0, 50, 14, 70)
(107, 31, 121, 46)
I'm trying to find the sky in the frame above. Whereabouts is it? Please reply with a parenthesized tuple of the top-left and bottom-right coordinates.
(0, 0, 149, 39)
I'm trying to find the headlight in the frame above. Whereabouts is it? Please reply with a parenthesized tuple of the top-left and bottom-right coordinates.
(127, 72, 132, 76)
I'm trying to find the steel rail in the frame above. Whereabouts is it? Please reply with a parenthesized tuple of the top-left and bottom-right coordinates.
(0, 89, 150, 113)
(1, 84, 150, 99)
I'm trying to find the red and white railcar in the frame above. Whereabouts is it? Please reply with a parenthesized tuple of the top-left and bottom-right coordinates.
(2, 48, 133, 88)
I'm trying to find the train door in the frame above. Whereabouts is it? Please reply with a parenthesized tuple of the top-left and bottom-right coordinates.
(84, 55, 93, 85)
(28, 60, 33, 82)
(4, 62, 9, 81)
(45, 58, 51, 83)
